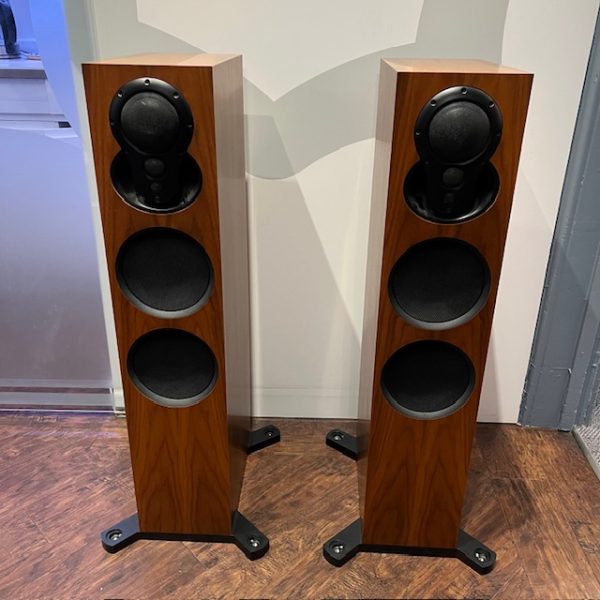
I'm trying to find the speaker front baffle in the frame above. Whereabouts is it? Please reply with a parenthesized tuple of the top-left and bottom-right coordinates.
(325, 59, 532, 573)
(83, 54, 280, 558)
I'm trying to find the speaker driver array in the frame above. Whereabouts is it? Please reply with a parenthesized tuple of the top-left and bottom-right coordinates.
(109, 77, 202, 213)
(84, 54, 279, 558)
(324, 59, 532, 573)
(83, 54, 532, 571)
(404, 85, 502, 223)
(110, 78, 216, 406)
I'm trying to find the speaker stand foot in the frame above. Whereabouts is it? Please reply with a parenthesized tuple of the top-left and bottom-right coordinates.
(100, 513, 141, 554)
(247, 424, 281, 453)
(325, 429, 358, 460)
(323, 519, 496, 574)
(100, 510, 269, 560)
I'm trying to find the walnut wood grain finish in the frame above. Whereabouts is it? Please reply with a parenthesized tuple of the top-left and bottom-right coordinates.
(358, 59, 533, 548)
(82, 55, 250, 536)
(213, 56, 252, 514)
(1, 413, 600, 599)
(89, 53, 239, 67)
(356, 59, 398, 519)
(382, 58, 527, 74)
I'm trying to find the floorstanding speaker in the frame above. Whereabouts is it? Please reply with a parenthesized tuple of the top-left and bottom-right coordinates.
(82, 54, 280, 558)
(324, 59, 533, 572)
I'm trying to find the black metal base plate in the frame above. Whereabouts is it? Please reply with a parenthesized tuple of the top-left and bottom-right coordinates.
(325, 429, 358, 460)
(101, 510, 269, 559)
(323, 519, 496, 574)
(248, 424, 280, 453)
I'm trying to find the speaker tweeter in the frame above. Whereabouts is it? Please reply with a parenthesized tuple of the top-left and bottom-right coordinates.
(109, 77, 202, 213)
(404, 86, 502, 223)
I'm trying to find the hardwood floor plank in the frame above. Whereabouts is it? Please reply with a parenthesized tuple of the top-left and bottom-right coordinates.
(0, 414, 599, 599)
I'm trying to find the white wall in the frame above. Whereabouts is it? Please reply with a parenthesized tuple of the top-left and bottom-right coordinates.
(72, 0, 598, 421)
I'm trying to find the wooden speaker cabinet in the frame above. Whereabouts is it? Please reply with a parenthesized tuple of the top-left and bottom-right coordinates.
(83, 54, 279, 558)
(324, 59, 532, 572)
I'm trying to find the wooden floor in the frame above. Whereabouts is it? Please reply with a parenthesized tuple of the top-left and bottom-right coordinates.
(1, 414, 600, 600)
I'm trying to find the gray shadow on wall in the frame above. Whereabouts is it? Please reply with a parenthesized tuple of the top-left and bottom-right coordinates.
(246, 0, 510, 178)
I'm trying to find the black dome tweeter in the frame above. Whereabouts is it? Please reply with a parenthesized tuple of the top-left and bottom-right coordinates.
(406, 86, 502, 223)
(109, 78, 202, 213)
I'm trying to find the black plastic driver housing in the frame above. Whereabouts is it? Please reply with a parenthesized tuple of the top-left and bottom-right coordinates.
(406, 86, 503, 224)
(109, 77, 202, 213)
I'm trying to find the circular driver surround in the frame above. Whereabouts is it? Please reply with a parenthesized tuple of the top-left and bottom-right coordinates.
(116, 228, 214, 318)
(127, 329, 218, 408)
(414, 85, 503, 165)
(110, 151, 202, 214)
(381, 340, 475, 420)
(109, 77, 194, 153)
(388, 238, 490, 330)
(404, 160, 499, 224)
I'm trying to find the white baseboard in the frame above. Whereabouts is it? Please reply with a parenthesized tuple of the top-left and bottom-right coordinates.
(0, 390, 113, 408)
(252, 387, 357, 418)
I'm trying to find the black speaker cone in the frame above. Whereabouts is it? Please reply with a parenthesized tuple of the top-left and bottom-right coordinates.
(381, 340, 474, 419)
(120, 91, 180, 154)
(116, 228, 213, 318)
(127, 329, 217, 408)
(428, 101, 491, 163)
(388, 238, 490, 329)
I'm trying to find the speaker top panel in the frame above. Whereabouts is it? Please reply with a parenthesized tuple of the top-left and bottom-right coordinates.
(88, 53, 241, 68)
(382, 58, 528, 75)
